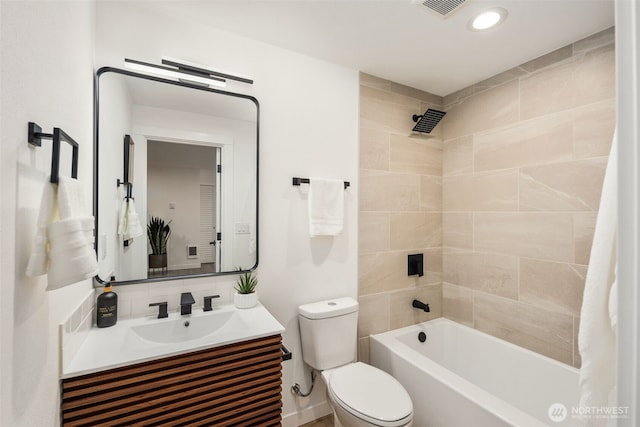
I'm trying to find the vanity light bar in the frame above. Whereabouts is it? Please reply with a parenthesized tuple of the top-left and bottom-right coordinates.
(124, 58, 227, 88)
(161, 56, 254, 85)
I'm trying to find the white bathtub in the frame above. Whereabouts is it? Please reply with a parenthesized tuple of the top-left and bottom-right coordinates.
(370, 318, 581, 427)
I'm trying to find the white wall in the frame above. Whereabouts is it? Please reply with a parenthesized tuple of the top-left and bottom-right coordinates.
(96, 2, 359, 424)
(0, 2, 96, 426)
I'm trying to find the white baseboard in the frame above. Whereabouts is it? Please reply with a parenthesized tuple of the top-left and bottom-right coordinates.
(282, 402, 332, 427)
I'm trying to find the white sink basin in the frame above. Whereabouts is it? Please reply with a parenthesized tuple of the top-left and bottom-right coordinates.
(131, 310, 235, 343)
(62, 303, 285, 378)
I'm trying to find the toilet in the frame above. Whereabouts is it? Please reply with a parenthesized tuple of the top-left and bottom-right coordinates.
(298, 297, 413, 427)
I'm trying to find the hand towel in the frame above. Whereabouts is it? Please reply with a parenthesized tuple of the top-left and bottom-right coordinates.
(118, 199, 144, 241)
(578, 130, 617, 421)
(46, 218, 98, 290)
(47, 218, 98, 290)
(308, 178, 344, 237)
(124, 199, 144, 239)
(48, 217, 95, 247)
(46, 177, 98, 290)
(58, 176, 89, 219)
(26, 176, 99, 290)
(117, 199, 127, 237)
(26, 180, 57, 276)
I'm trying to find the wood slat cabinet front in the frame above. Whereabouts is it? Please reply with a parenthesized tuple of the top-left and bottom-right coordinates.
(61, 334, 283, 426)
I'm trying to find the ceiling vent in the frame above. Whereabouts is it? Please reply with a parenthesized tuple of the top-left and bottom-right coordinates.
(418, 0, 469, 18)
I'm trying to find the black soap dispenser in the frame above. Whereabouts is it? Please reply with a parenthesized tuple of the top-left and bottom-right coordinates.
(96, 282, 118, 328)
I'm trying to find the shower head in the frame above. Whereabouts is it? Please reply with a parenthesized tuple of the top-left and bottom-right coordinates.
(412, 108, 447, 134)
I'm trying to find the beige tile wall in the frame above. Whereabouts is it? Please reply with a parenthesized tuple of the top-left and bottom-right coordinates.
(358, 73, 443, 362)
(441, 27, 615, 368)
(359, 27, 614, 368)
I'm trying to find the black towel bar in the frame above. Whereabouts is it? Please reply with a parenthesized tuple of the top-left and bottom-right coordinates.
(292, 177, 350, 189)
(117, 179, 134, 199)
(28, 122, 79, 184)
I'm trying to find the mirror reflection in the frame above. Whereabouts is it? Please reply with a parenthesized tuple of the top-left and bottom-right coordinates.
(95, 68, 258, 284)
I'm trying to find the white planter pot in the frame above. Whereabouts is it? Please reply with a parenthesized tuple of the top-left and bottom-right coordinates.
(234, 292, 258, 309)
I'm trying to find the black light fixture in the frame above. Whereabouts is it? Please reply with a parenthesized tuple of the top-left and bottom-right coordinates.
(123, 56, 254, 88)
(161, 56, 253, 85)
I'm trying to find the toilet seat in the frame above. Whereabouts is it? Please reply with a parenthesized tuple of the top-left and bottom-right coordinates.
(325, 362, 413, 427)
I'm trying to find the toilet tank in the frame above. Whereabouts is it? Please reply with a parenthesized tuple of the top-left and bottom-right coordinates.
(298, 297, 358, 371)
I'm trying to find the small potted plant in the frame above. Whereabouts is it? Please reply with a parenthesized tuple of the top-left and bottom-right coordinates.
(234, 270, 258, 309)
(147, 216, 171, 270)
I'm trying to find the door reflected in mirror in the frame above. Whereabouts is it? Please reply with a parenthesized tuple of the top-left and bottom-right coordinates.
(95, 68, 258, 285)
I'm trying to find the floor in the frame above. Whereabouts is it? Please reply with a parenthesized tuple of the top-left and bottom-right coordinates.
(300, 414, 334, 427)
(148, 262, 216, 278)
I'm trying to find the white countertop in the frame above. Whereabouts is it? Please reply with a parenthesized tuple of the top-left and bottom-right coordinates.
(62, 303, 285, 379)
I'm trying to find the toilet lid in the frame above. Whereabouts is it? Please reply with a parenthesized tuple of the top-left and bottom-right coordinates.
(328, 363, 413, 425)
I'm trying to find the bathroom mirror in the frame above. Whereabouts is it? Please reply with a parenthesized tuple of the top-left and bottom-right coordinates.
(94, 67, 258, 285)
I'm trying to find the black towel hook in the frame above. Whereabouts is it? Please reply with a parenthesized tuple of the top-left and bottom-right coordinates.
(28, 122, 79, 184)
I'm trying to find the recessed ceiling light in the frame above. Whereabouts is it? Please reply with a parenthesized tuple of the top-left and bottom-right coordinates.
(468, 7, 507, 31)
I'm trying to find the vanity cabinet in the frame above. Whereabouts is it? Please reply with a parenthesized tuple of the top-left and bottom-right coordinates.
(61, 334, 283, 426)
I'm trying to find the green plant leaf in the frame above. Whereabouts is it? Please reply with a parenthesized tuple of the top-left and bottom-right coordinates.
(235, 271, 258, 294)
(147, 216, 172, 255)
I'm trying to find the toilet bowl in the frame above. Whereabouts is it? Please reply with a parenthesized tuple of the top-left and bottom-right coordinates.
(298, 297, 413, 427)
(322, 362, 413, 427)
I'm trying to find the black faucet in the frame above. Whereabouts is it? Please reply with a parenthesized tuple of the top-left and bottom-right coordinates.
(149, 301, 168, 319)
(180, 292, 195, 315)
(203, 294, 221, 312)
(412, 299, 430, 312)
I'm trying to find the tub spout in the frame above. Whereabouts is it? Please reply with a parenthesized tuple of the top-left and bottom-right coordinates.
(412, 299, 430, 312)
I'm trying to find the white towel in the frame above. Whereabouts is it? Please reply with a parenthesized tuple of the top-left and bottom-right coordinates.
(57, 176, 89, 219)
(26, 180, 57, 276)
(126, 199, 144, 239)
(578, 130, 617, 421)
(47, 222, 97, 290)
(25, 176, 98, 290)
(118, 199, 144, 241)
(308, 178, 344, 237)
(48, 177, 98, 290)
(117, 199, 127, 237)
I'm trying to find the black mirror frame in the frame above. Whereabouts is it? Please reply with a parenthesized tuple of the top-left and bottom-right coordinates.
(93, 66, 259, 286)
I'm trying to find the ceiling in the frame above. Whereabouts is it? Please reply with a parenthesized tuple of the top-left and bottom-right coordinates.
(156, 0, 614, 97)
